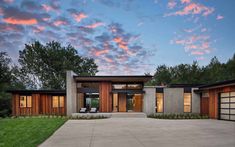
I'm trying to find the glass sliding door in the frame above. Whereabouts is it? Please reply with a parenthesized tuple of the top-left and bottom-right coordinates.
(85, 93, 99, 111)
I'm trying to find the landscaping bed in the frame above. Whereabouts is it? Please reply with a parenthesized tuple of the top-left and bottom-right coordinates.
(148, 113, 209, 119)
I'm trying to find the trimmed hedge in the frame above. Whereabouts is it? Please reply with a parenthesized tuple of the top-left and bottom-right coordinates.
(148, 113, 209, 119)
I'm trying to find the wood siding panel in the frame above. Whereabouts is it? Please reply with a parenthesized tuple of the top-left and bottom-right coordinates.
(133, 94, 142, 112)
(12, 93, 66, 116)
(206, 85, 235, 119)
(118, 93, 126, 112)
(99, 82, 112, 112)
(201, 97, 209, 115)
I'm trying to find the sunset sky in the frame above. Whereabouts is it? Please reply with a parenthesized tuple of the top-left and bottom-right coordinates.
(0, 0, 234, 75)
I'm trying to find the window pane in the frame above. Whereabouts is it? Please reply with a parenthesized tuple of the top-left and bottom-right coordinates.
(126, 84, 142, 89)
(221, 92, 229, 97)
(27, 96, 32, 107)
(184, 93, 191, 112)
(202, 92, 209, 97)
(112, 84, 126, 89)
(59, 96, 64, 108)
(52, 96, 59, 108)
(20, 96, 26, 108)
(230, 92, 235, 97)
(156, 93, 163, 112)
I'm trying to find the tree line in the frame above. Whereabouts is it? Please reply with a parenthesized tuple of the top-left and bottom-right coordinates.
(147, 54, 235, 86)
(1, 40, 234, 117)
(0, 41, 98, 117)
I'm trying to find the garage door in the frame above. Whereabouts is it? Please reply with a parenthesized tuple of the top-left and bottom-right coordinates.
(220, 92, 235, 121)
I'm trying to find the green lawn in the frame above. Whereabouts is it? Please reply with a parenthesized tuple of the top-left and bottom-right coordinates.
(0, 117, 67, 147)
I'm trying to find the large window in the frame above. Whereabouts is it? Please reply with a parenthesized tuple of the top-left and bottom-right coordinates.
(85, 93, 99, 110)
(112, 83, 142, 90)
(52, 96, 65, 108)
(156, 93, 163, 112)
(184, 93, 191, 113)
(20, 96, 32, 108)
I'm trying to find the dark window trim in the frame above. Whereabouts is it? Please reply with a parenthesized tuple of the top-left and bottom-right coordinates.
(112, 82, 144, 90)
(218, 92, 235, 120)
(52, 95, 65, 108)
(156, 92, 164, 113)
(183, 93, 192, 113)
(19, 95, 32, 108)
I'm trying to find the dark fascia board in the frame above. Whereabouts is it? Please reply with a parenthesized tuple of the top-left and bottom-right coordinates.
(6, 89, 66, 94)
(73, 75, 153, 83)
(198, 79, 235, 90)
(111, 89, 145, 94)
(169, 84, 204, 88)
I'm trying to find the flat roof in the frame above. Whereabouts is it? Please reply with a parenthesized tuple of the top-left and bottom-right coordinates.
(198, 79, 235, 90)
(6, 90, 66, 94)
(73, 75, 153, 83)
(169, 84, 203, 88)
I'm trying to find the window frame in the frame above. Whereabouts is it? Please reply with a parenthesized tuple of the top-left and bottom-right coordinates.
(156, 92, 164, 113)
(19, 95, 32, 108)
(112, 83, 143, 90)
(52, 95, 65, 108)
(183, 93, 192, 113)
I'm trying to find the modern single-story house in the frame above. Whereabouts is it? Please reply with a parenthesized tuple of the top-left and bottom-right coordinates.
(8, 71, 235, 121)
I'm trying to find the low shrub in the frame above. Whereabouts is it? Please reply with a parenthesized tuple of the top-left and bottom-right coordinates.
(148, 113, 209, 119)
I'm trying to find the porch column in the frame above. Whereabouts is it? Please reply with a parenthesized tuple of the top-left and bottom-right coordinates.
(99, 82, 112, 112)
(66, 71, 77, 116)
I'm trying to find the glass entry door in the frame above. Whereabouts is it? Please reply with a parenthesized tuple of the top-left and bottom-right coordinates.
(126, 94, 134, 112)
(112, 93, 143, 112)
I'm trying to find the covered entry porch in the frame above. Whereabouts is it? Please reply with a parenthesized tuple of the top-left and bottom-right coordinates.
(67, 74, 152, 114)
(76, 82, 145, 113)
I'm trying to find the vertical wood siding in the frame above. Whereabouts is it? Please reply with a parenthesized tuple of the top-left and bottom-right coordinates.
(202, 85, 235, 119)
(12, 93, 66, 116)
(99, 82, 112, 112)
(118, 93, 126, 112)
(200, 97, 209, 115)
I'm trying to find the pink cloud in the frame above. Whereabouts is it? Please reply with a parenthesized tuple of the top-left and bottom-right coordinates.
(42, 17, 50, 21)
(167, 3, 214, 17)
(33, 26, 45, 33)
(3, 17, 37, 25)
(191, 51, 204, 55)
(72, 12, 87, 23)
(181, 0, 191, 4)
(3, 0, 14, 3)
(167, 0, 177, 9)
(201, 28, 207, 32)
(0, 8, 3, 15)
(216, 15, 224, 20)
(42, 4, 53, 12)
(85, 22, 104, 29)
(184, 28, 194, 33)
(53, 20, 67, 26)
(94, 49, 109, 56)
(113, 37, 129, 52)
(103, 56, 114, 63)
(173, 34, 212, 56)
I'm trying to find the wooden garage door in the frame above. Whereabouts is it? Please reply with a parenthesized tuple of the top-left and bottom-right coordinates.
(220, 92, 235, 121)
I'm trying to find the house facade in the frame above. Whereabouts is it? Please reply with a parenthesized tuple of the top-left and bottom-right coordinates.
(8, 71, 235, 121)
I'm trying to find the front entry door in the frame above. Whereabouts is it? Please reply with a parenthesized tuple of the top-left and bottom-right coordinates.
(118, 93, 126, 112)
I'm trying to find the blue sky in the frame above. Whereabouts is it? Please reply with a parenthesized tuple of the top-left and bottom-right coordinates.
(0, 0, 234, 75)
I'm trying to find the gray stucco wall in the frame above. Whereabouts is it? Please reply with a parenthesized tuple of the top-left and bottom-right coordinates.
(66, 71, 77, 116)
(164, 88, 184, 113)
(143, 87, 156, 115)
(192, 88, 200, 113)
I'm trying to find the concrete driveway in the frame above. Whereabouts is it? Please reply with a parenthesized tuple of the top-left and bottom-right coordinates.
(40, 118, 235, 147)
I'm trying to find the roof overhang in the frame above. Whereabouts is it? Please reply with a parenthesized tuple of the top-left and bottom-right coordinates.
(6, 90, 66, 94)
(197, 79, 235, 91)
(73, 75, 153, 83)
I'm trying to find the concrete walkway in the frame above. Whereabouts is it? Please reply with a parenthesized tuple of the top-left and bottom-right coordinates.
(40, 118, 235, 147)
